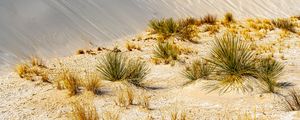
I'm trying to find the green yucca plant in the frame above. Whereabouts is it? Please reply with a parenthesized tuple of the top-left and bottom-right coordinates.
(148, 18, 179, 40)
(200, 14, 217, 25)
(153, 42, 180, 63)
(97, 52, 150, 88)
(183, 59, 215, 82)
(272, 19, 296, 33)
(256, 58, 291, 93)
(206, 34, 257, 93)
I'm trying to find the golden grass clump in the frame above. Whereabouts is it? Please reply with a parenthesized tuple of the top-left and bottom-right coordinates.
(206, 34, 257, 93)
(200, 14, 217, 25)
(178, 17, 202, 27)
(103, 111, 120, 120)
(183, 59, 215, 82)
(97, 52, 149, 88)
(70, 100, 99, 120)
(148, 18, 179, 40)
(58, 70, 80, 96)
(272, 19, 296, 33)
(153, 42, 180, 64)
(15, 63, 30, 78)
(247, 18, 274, 31)
(114, 87, 135, 107)
(125, 41, 141, 51)
(84, 74, 103, 95)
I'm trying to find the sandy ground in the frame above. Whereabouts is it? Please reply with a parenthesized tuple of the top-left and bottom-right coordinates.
(1, 18, 300, 120)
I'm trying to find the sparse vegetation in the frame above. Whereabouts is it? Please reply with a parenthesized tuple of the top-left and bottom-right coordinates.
(183, 59, 215, 82)
(153, 42, 180, 64)
(114, 87, 135, 107)
(126, 41, 141, 51)
(272, 19, 296, 33)
(206, 34, 257, 93)
(200, 14, 217, 25)
(97, 52, 149, 87)
(70, 100, 99, 120)
(177, 24, 200, 43)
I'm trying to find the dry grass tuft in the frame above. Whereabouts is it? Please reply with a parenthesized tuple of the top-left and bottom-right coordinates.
(77, 49, 85, 55)
(177, 24, 200, 43)
(84, 73, 103, 95)
(70, 100, 99, 120)
(15, 63, 30, 78)
(203, 25, 220, 35)
(103, 111, 120, 120)
(272, 19, 296, 33)
(114, 87, 135, 107)
(223, 12, 235, 24)
(126, 41, 141, 51)
(200, 14, 217, 25)
(58, 70, 80, 96)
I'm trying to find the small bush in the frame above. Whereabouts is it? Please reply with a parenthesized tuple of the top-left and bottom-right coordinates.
(200, 14, 217, 25)
(206, 34, 257, 93)
(272, 19, 296, 33)
(203, 25, 220, 35)
(256, 58, 291, 93)
(97, 52, 150, 87)
(70, 100, 99, 120)
(183, 59, 215, 81)
(58, 70, 80, 96)
(148, 18, 179, 40)
(15, 63, 30, 78)
(178, 17, 202, 27)
(126, 41, 141, 51)
(153, 42, 180, 64)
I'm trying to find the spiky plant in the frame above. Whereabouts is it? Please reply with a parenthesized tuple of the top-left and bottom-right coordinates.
(256, 58, 291, 93)
(200, 14, 217, 25)
(97, 52, 149, 87)
(153, 42, 180, 63)
(70, 100, 99, 120)
(183, 59, 215, 82)
(206, 34, 257, 93)
(283, 89, 300, 111)
(272, 19, 296, 33)
(15, 63, 30, 78)
(178, 17, 202, 27)
(97, 52, 128, 81)
(148, 18, 179, 40)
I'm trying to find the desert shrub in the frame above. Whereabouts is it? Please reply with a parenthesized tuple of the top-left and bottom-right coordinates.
(97, 52, 149, 87)
(223, 12, 235, 24)
(58, 70, 80, 96)
(178, 17, 202, 27)
(200, 14, 217, 25)
(148, 18, 179, 40)
(272, 19, 296, 33)
(206, 34, 257, 93)
(183, 59, 215, 82)
(15, 63, 30, 78)
(125, 41, 141, 51)
(153, 42, 180, 64)
(283, 89, 300, 111)
(70, 100, 99, 120)
(84, 74, 103, 94)
(256, 58, 291, 93)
